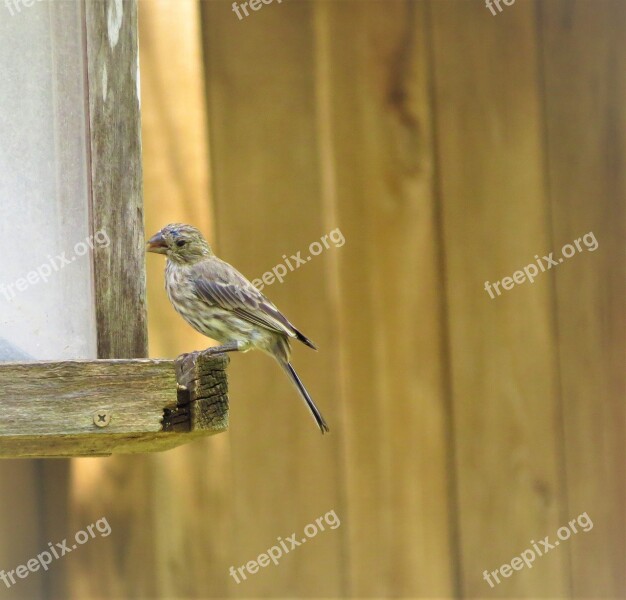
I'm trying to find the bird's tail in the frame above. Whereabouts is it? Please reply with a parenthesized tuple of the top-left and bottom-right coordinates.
(294, 328, 317, 350)
(279, 361, 329, 434)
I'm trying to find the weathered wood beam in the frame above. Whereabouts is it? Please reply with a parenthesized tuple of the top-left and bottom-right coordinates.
(0, 350, 228, 458)
(85, 0, 147, 360)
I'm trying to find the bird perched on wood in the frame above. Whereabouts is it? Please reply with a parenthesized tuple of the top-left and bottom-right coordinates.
(147, 223, 329, 433)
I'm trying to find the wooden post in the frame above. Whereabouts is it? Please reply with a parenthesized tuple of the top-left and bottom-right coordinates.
(85, 0, 147, 360)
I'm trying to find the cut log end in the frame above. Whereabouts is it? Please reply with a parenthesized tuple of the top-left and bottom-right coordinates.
(165, 349, 230, 433)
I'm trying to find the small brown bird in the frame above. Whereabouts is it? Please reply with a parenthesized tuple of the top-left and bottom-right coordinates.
(147, 223, 329, 433)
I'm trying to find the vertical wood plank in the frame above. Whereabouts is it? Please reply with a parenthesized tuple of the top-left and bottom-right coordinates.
(85, 0, 147, 360)
(201, 1, 345, 597)
(0, 462, 44, 600)
(39, 461, 71, 600)
(67, 457, 159, 599)
(429, 0, 569, 596)
(315, 0, 456, 596)
(539, 1, 626, 596)
(141, 0, 216, 361)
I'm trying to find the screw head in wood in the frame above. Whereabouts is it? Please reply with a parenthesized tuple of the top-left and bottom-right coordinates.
(93, 410, 111, 428)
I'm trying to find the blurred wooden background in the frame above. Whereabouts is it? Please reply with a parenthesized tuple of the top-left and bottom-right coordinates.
(1, 0, 624, 598)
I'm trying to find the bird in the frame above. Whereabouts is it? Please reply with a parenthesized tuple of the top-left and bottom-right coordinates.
(147, 223, 329, 433)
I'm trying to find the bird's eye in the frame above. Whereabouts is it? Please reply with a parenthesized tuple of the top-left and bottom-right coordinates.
(176, 239, 186, 248)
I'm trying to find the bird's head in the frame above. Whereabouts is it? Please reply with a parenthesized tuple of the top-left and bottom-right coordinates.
(146, 223, 213, 264)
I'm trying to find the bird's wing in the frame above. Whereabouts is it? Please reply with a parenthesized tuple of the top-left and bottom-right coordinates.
(189, 259, 297, 338)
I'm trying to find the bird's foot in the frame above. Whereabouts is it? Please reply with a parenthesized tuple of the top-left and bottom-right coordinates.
(202, 342, 241, 355)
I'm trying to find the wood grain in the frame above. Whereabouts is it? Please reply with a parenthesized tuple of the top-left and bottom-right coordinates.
(540, 1, 626, 597)
(202, 1, 345, 597)
(429, 0, 568, 596)
(0, 353, 228, 458)
(314, 1, 457, 596)
(85, 0, 147, 360)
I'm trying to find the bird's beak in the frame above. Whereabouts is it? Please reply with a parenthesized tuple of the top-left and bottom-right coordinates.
(146, 231, 167, 254)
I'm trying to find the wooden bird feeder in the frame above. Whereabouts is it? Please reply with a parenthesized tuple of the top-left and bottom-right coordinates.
(0, 0, 228, 458)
